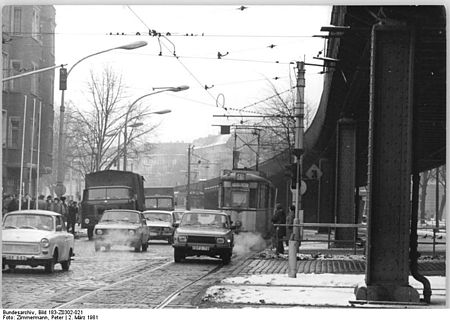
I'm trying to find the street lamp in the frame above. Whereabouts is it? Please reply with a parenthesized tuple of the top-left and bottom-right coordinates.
(55, 41, 148, 197)
(122, 109, 172, 171)
(122, 86, 188, 171)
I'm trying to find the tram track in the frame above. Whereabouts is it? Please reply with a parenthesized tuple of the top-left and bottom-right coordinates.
(154, 264, 223, 309)
(55, 261, 173, 309)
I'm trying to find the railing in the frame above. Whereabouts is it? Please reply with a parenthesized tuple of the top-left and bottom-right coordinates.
(273, 223, 446, 257)
(273, 223, 366, 255)
(416, 225, 446, 257)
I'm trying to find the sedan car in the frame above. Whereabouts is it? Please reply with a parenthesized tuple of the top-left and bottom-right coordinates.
(94, 209, 149, 252)
(172, 210, 236, 264)
(143, 210, 175, 243)
(2, 210, 75, 273)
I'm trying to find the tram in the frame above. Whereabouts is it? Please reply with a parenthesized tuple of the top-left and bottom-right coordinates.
(214, 169, 275, 237)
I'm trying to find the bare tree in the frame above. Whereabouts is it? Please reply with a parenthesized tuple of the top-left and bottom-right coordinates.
(64, 66, 158, 177)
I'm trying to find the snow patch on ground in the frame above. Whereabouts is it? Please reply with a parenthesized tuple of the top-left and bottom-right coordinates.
(202, 274, 447, 307)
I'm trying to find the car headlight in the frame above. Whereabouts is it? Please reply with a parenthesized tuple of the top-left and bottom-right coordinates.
(40, 238, 50, 248)
(95, 229, 103, 235)
(84, 218, 90, 224)
(177, 235, 187, 242)
(128, 230, 136, 235)
(216, 237, 225, 244)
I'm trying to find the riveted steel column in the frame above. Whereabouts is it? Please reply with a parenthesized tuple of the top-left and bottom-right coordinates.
(355, 24, 419, 302)
(334, 118, 357, 246)
(317, 158, 335, 233)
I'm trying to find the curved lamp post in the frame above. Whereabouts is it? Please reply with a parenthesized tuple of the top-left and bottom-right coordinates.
(55, 41, 148, 197)
(122, 86, 189, 171)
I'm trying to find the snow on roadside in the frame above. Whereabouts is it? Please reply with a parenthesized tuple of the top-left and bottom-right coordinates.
(202, 274, 447, 307)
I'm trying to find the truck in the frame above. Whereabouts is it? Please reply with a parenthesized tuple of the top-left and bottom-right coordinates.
(144, 186, 175, 211)
(80, 170, 145, 240)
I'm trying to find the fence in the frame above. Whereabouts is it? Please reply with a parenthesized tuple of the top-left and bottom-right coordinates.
(273, 223, 446, 256)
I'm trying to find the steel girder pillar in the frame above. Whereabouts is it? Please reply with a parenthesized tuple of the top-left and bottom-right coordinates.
(317, 158, 335, 233)
(355, 24, 419, 302)
(334, 118, 357, 246)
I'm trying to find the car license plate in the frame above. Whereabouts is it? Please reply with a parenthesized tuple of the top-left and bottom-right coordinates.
(5, 255, 27, 260)
(192, 245, 209, 251)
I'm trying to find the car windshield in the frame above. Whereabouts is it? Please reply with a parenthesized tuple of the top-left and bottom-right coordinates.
(172, 211, 184, 221)
(100, 211, 139, 223)
(180, 212, 229, 228)
(143, 212, 172, 222)
(88, 187, 130, 200)
(3, 214, 54, 231)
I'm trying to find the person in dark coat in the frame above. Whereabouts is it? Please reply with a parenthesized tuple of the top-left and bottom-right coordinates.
(67, 201, 78, 235)
(37, 195, 47, 210)
(286, 205, 295, 246)
(6, 195, 19, 212)
(272, 203, 286, 255)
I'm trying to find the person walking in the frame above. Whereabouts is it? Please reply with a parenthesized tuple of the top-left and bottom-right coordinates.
(67, 201, 78, 235)
(286, 205, 295, 246)
(272, 203, 286, 255)
(37, 195, 47, 210)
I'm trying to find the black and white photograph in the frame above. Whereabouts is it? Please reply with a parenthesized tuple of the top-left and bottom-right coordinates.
(1, 0, 447, 316)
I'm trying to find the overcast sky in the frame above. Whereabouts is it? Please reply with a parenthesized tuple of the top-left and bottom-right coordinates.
(54, 4, 332, 142)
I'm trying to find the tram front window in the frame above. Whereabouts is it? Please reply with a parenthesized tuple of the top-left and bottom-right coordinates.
(223, 187, 249, 208)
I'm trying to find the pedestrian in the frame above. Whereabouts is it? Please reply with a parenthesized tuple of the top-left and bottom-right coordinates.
(46, 195, 55, 211)
(272, 203, 286, 255)
(6, 195, 19, 213)
(67, 201, 78, 235)
(286, 205, 295, 246)
(37, 194, 47, 210)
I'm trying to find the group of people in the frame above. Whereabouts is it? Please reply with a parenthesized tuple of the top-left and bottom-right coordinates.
(2, 193, 80, 235)
(271, 203, 296, 255)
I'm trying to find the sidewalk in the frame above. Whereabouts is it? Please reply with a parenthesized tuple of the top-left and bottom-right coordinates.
(201, 230, 447, 308)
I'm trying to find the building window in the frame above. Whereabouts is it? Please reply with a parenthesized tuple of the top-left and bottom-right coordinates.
(32, 7, 41, 41)
(2, 110, 7, 148)
(2, 52, 9, 91)
(31, 62, 38, 94)
(12, 6, 22, 35)
(8, 117, 20, 149)
(10, 60, 22, 91)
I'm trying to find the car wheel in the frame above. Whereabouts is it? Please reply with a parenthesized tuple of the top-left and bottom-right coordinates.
(221, 251, 232, 265)
(61, 250, 72, 271)
(174, 248, 185, 263)
(142, 242, 148, 252)
(45, 252, 57, 273)
(134, 240, 142, 252)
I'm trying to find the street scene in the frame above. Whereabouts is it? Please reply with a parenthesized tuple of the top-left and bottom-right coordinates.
(1, 3, 447, 315)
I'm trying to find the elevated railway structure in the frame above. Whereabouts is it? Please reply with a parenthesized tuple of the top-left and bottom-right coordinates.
(300, 5, 446, 303)
(176, 5, 445, 304)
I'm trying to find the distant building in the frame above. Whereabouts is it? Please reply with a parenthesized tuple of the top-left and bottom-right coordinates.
(131, 142, 188, 187)
(2, 5, 56, 196)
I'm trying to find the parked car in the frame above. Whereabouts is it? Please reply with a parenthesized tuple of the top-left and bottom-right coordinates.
(142, 210, 176, 243)
(2, 210, 75, 273)
(94, 209, 149, 252)
(172, 210, 236, 264)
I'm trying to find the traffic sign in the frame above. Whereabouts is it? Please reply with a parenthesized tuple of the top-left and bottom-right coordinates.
(306, 164, 322, 180)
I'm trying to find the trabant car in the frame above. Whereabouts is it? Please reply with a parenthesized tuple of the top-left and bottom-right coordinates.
(94, 209, 149, 252)
(172, 210, 236, 264)
(2, 210, 75, 273)
(143, 210, 176, 243)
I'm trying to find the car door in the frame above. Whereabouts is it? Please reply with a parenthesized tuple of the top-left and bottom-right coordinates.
(55, 216, 70, 260)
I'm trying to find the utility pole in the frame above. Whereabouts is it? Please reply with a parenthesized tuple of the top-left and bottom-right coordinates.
(288, 61, 305, 278)
(186, 145, 192, 210)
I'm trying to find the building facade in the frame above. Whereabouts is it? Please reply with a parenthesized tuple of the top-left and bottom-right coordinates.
(2, 5, 56, 196)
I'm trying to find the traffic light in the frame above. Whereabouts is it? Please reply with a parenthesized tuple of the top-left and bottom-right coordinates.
(59, 67, 67, 90)
(290, 163, 300, 189)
